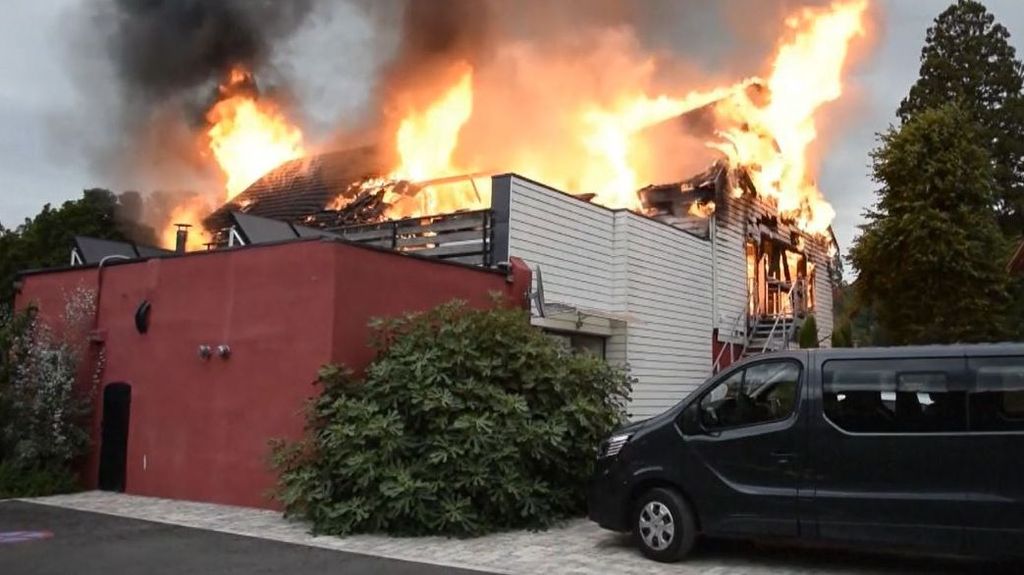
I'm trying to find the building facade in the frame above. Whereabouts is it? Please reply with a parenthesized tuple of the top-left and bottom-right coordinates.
(490, 174, 837, 419)
(16, 239, 531, 507)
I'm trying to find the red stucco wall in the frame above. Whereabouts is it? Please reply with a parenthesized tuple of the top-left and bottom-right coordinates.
(16, 239, 531, 509)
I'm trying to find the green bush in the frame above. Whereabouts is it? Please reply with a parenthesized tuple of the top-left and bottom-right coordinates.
(831, 321, 854, 348)
(0, 288, 96, 497)
(0, 462, 79, 499)
(798, 314, 820, 349)
(272, 300, 633, 536)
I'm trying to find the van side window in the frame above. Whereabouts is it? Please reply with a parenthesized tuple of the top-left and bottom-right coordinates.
(699, 360, 801, 430)
(968, 356, 1024, 432)
(823, 358, 967, 433)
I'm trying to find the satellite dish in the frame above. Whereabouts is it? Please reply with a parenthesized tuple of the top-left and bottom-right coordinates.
(533, 266, 546, 318)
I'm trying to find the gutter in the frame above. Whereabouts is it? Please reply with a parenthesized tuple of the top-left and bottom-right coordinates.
(710, 212, 719, 333)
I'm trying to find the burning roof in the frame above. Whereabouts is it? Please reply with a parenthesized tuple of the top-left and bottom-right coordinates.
(203, 147, 383, 231)
(150, 0, 869, 250)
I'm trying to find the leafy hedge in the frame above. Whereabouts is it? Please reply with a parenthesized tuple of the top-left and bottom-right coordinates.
(798, 314, 820, 349)
(0, 462, 80, 499)
(272, 300, 633, 536)
(0, 288, 96, 498)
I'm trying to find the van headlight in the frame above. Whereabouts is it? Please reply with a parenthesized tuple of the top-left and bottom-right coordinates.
(599, 433, 633, 459)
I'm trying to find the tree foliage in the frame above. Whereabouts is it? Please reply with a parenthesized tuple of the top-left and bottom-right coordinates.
(832, 281, 889, 347)
(0, 288, 97, 497)
(898, 0, 1024, 233)
(0, 189, 156, 307)
(272, 300, 633, 536)
(851, 104, 1010, 345)
(830, 320, 853, 348)
(798, 315, 819, 349)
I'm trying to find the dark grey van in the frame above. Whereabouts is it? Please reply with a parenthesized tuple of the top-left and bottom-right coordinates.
(586, 344, 1024, 562)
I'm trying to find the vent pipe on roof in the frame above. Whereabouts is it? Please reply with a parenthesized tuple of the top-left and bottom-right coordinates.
(174, 224, 191, 254)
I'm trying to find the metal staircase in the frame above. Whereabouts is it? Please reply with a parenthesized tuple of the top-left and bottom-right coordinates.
(712, 278, 806, 373)
(742, 315, 798, 358)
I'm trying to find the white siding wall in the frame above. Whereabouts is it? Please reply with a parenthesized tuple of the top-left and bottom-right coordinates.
(607, 213, 631, 370)
(505, 176, 713, 419)
(813, 257, 835, 348)
(505, 177, 617, 312)
(620, 213, 713, 418)
(712, 202, 753, 342)
(501, 174, 838, 417)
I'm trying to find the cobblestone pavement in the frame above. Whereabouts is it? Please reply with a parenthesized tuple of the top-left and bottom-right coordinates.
(19, 492, 1007, 575)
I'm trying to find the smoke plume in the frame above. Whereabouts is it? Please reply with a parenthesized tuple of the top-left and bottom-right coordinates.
(66, 0, 316, 241)
(65, 0, 847, 242)
(326, 1, 823, 195)
(106, 0, 314, 103)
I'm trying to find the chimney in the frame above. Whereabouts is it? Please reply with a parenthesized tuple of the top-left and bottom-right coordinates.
(174, 224, 191, 254)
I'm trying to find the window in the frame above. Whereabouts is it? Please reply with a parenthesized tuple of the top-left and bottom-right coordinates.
(823, 359, 966, 434)
(545, 332, 606, 359)
(699, 361, 801, 430)
(968, 357, 1024, 432)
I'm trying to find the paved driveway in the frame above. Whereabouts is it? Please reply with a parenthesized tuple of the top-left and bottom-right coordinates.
(7, 492, 1020, 575)
(0, 501, 492, 575)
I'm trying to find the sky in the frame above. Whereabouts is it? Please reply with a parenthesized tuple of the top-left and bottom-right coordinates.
(0, 0, 1022, 261)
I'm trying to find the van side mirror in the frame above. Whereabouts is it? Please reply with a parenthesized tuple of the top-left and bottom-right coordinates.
(680, 403, 703, 435)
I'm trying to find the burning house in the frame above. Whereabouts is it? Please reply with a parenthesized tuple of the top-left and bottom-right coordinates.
(13, 0, 868, 505)
(181, 154, 838, 420)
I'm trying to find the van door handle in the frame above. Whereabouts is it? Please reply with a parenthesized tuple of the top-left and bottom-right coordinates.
(771, 451, 797, 464)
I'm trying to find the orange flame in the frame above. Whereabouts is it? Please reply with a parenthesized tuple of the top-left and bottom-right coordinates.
(712, 0, 867, 232)
(689, 200, 717, 218)
(205, 67, 306, 201)
(377, 1, 867, 234)
(160, 67, 307, 251)
(578, 88, 741, 209)
(161, 198, 212, 252)
(385, 65, 484, 218)
(376, 3, 866, 234)
(392, 66, 474, 183)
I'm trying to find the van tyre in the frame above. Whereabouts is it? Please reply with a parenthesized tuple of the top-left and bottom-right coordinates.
(632, 487, 697, 562)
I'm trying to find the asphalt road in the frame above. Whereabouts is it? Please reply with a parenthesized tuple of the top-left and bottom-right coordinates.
(0, 501, 495, 575)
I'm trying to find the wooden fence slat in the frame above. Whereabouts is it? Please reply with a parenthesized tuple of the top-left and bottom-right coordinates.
(330, 209, 492, 265)
(394, 229, 486, 248)
(405, 242, 489, 258)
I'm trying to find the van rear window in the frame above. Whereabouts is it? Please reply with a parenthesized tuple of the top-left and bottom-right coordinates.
(968, 357, 1024, 432)
(822, 358, 966, 434)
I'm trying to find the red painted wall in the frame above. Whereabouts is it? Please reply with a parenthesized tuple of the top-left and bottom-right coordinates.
(16, 240, 531, 509)
(711, 329, 743, 374)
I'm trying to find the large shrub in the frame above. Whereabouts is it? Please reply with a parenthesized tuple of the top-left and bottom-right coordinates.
(0, 288, 97, 497)
(272, 300, 633, 536)
(798, 314, 820, 349)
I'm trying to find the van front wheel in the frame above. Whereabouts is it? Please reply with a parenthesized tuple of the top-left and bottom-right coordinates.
(631, 487, 697, 562)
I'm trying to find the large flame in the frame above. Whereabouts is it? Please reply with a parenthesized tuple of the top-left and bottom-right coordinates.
(578, 87, 743, 209)
(205, 67, 306, 201)
(161, 197, 213, 252)
(712, 0, 867, 232)
(163, 1, 868, 247)
(373, 0, 867, 234)
(385, 64, 486, 218)
(161, 67, 307, 251)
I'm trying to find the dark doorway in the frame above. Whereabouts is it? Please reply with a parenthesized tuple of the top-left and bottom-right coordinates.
(98, 383, 131, 492)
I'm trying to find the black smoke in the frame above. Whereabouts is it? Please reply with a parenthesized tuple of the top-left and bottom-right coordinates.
(106, 0, 315, 102)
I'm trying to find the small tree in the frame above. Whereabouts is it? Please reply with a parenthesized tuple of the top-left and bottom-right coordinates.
(272, 300, 633, 536)
(0, 287, 97, 497)
(831, 321, 853, 348)
(798, 315, 820, 349)
(0, 189, 155, 306)
(899, 0, 1024, 233)
(851, 104, 1010, 345)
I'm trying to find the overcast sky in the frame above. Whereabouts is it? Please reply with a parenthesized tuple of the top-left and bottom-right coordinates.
(0, 0, 1022, 258)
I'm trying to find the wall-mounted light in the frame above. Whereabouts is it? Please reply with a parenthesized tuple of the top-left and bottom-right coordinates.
(134, 300, 151, 334)
(198, 345, 212, 360)
(217, 344, 231, 359)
